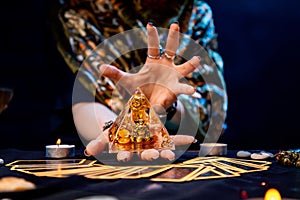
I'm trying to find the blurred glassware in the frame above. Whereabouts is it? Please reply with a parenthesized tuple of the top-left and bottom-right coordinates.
(0, 87, 13, 114)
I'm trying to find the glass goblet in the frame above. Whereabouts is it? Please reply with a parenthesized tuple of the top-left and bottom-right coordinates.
(0, 87, 14, 114)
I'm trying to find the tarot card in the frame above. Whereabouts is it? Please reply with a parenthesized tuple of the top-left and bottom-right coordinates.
(6, 159, 95, 169)
(150, 165, 204, 182)
(213, 160, 269, 173)
(197, 164, 240, 178)
(12, 164, 96, 174)
(121, 165, 173, 179)
(192, 166, 235, 180)
(226, 158, 272, 166)
(84, 166, 137, 179)
(27, 166, 110, 178)
(182, 156, 223, 165)
(76, 165, 115, 176)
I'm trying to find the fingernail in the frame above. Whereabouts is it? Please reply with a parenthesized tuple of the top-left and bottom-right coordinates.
(192, 91, 202, 98)
(84, 149, 91, 157)
(193, 139, 198, 143)
(168, 157, 175, 161)
(170, 21, 180, 30)
(120, 158, 127, 162)
(148, 21, 154, 26)
(190, 86, 196, 94)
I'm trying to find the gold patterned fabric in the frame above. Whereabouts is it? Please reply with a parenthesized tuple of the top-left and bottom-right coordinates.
(50, 0, 227, 141)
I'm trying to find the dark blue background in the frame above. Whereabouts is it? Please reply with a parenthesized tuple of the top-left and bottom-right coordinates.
(208, 0, 300, 149)
(0, 1, 299, 150)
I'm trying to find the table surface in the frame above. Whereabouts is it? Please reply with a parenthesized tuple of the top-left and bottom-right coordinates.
(0, 148, 299, 200)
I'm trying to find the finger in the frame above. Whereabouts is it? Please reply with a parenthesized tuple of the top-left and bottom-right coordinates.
(140, 149, 160, 161)
(117, 151, 133, 162)
(147, 22, 160, 58)
(164, 22, 180, 59)
(170, 135, 197, 146)
(160, 149, 175, 161)
(174, 83, 195, 96)
(84, 132, 109, 156)
(99, 64, 126, 82)
(175, 56, 201, 76)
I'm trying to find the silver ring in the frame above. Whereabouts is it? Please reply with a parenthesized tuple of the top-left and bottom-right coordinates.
(164, 52, 176, 60)
(147, 54, 161, 59)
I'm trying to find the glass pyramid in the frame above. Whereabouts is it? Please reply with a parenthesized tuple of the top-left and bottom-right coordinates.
(108, 88, 175, 153)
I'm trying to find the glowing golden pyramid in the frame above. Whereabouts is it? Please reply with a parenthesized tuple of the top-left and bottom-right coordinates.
(108, 88, 175, 153)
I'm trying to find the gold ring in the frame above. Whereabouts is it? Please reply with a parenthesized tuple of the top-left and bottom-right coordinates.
(164, 52, 176, 60)
(147, 54, 161, 59)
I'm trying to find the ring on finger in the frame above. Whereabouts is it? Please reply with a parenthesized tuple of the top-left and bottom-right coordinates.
(164, 52, 176, 60)
(147, 54, 161, 59)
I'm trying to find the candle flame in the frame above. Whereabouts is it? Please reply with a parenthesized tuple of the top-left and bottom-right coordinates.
(56, 138, 61, 146)
(264, 188, 281, 200)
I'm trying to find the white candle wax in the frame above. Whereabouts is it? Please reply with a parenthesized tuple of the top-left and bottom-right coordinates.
(199, 143, 227, 156)
(45, 144, 75, 158)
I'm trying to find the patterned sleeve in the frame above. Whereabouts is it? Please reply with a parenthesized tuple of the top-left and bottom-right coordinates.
(177, 0, 227, 140)
(51, 1, 137, 113)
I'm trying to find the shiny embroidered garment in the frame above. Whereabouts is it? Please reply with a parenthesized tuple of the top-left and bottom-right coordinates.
(52, 0, 227, 141)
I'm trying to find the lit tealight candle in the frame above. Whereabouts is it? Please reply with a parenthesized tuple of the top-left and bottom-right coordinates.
(45, 139, 75, 158)
(264, 188, 282, 200)
(199, 143, 227, 156)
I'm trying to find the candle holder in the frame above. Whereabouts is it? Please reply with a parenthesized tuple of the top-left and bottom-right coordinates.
(45, 144, 75, 158)
(199, 143, 227, 156)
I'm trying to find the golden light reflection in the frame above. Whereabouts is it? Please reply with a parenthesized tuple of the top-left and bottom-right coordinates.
(57, 164, 63, 178)
(264, 188, 282, 200)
